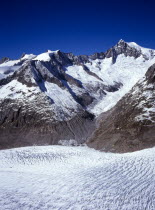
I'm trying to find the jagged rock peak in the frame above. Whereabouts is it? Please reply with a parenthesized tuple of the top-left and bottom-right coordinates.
(114, 39, 128, 50)
(115, 39, 143, 51)
(117, 39, 126, 45)
(0, 57, 10, 64)
(20, 53, 26, 59)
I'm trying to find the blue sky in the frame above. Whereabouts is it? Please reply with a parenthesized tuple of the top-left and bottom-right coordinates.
(0, 0, 154, 59)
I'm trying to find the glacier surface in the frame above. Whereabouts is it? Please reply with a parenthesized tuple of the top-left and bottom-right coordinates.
(0, 145, 155, 209)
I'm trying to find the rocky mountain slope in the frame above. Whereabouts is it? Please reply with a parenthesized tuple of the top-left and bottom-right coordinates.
(88, 63, 155, 153)
(1, 40, 155, 149)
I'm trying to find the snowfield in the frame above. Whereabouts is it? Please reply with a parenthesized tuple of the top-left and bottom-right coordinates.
(66, 54, 155, 116)
(0, 146, 155, 210)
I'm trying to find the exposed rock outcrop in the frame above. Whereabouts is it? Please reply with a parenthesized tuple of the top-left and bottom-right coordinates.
(87, 64, 155, 153)
(0, 57, 10, 64)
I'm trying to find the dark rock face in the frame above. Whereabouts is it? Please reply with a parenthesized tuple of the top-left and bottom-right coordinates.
(0, 98, 95, 149)
(146, 63, 155, 84)
(89, 52, 105, 60)
(20, 53, 26, 59)
(0, 57, 10, 64)
(87, 64, 155, 153)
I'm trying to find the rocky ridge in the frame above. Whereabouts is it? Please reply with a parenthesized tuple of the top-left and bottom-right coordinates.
(0, 40, 155, 150)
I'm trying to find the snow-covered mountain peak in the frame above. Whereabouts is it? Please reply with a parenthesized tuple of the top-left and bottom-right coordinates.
(47, 49, 60, 54)
(21, 54, 36, 60)
(127, 41, 155, 59)
(115, 39, 154, 54)
(127, 41, 150, 50)
(115, 39, 139, 50)
(33, 52, 51, 62)
(105, 39, 155, 62)
(127, 41, 140, 48)
(33, 50, 60, 62)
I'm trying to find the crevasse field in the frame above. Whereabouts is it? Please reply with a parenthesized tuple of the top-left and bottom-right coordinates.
(0, 145, 155, 210)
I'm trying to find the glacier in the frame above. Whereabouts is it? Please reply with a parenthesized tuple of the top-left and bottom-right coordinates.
(0, 145, 155, 209)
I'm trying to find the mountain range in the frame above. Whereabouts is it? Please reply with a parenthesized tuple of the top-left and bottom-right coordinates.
(0, 39, 155, 152)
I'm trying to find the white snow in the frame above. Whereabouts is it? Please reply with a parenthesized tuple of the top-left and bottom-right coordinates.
(0, 66, 20, 79)
(0, 79, 80, 121)
(127, 42, 155, 59)
(0, 54, 35, 79)
(44, 81, 80, 120)
(85, 55, 155, 115)
(66, 65, 100, 84)
(135, 96, 155, 122)
(66, 65, 104, 100)
(65, 49, 155, 116)
(0, 60, 20, 67)
(58, 139, 79, 146)
(130, 77, 155, 122)
(21, 54, 36, 60)
(0, 50, 58, 79)
(0, 80, 39, 99)
(33, 52, 51, 62)
(135, 108, 155, 122)
(0, 60, 21, 79)
(0, 145, 155, 209)
(33, 50, 59, 62)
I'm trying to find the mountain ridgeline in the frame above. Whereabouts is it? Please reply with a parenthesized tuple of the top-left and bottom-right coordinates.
(0, 40, 155, 152)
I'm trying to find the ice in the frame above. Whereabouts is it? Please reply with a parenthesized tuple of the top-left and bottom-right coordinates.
(0, 145, 155, 209)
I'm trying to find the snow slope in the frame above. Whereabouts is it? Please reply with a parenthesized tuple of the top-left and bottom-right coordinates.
(33, 50, 59, 61)
(66, 53, 155, 116)
(86, 55, 155, 115)
(127, 42, 155, 59)
(0, 60, 21, 79)
(0, 145, 155, 209)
